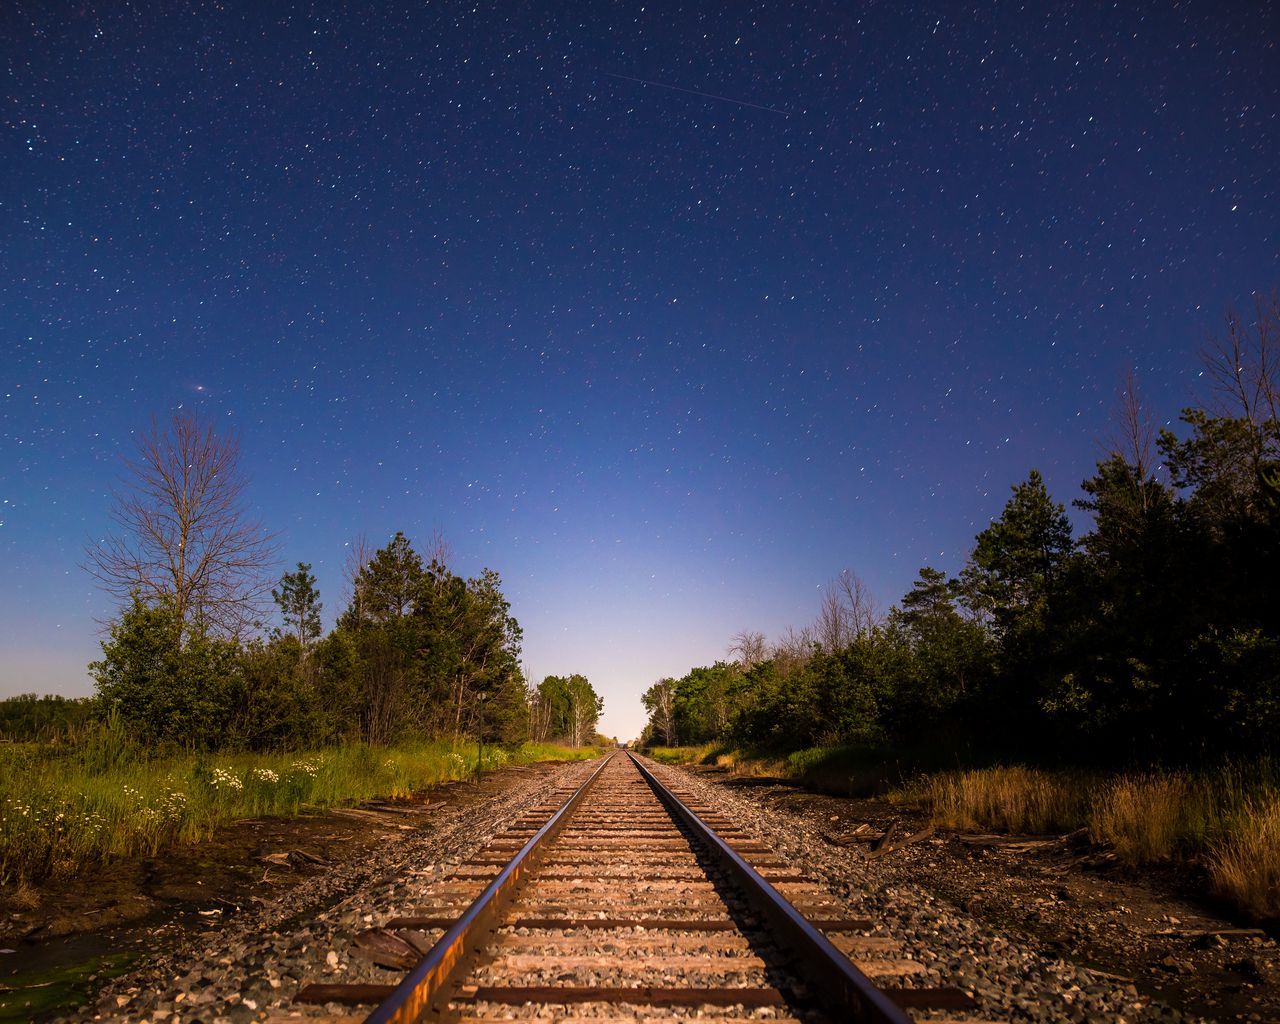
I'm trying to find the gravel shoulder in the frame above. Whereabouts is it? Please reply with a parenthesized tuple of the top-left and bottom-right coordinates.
(666, 763, 1279, 1024)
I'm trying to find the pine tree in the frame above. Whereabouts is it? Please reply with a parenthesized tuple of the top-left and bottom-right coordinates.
(964, 469, 1073, 633)
(356, 532, 424, 622)
(273, 562, 323, 648)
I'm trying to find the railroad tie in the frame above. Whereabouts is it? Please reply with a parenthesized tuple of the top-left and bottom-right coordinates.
(297, 752, 981, 1023)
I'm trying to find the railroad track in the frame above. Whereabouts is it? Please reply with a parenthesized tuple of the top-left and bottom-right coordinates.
(294, 751, 982, 1022)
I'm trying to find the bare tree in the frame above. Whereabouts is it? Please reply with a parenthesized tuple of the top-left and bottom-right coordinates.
(815, 569, 879, 649)
(342, 532, 374, 625)
(727, 629, 767, 669)
(1154, 296, 1280, 528)
(1106, 367, 1158, 485)
(421, 525, 454, 570)
(1202, 292, 1280, 431)
(769, 624, 814, 675)
(835, 569, 880, 637)
(1199, 293, 1280, 483)
(815, 585, 854, 650)
(84, 411, 278, 638)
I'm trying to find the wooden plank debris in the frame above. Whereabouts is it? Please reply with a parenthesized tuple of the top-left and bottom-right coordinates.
(870, 822, 899, 854)
(870, 825, 935, 859)
(1154, 927, 1267, 941)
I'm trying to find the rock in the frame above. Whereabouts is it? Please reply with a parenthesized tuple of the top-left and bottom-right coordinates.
(1158, 954, 1195, 975)
(1229, 956, 1268, 984)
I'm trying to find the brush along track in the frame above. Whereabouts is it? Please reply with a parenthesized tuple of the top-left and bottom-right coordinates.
(293, 752, 987, 1023)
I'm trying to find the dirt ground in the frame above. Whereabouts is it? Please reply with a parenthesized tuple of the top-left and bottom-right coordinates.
(687, 765, 1280, 1024)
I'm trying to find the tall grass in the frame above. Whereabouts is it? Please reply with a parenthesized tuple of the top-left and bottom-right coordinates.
(1208, 795, 1280, 921)
(895, 759, 1280, 922)
(646, 743, 1280, 921)
(904, 765, 1094, 835)
(0, 735, 598, 884)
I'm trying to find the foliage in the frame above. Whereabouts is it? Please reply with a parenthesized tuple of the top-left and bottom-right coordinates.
(329, 535, 528, 745)
(532, 674, 603, 747)
(0, 694, 94, 743)
(80, 413, 569, 753)
(89, 596, 242, 749)
(960, 469, 1073, 641)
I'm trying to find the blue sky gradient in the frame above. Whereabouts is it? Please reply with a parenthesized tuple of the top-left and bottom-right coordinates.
(2, 2, 1277, 740)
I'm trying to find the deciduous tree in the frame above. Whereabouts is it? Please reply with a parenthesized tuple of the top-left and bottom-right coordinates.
(641, 677, 678, 746)
(84, 411, 278, 638)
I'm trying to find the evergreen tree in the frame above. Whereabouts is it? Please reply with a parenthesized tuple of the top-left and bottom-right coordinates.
(273, 562, 323, 649)
(890, 567, 992, 722)
(963, 469, 1073, 635)
(350, 532, 423, 623)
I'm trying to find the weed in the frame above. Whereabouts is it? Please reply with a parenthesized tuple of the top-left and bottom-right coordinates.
(0, 740, 597, 885)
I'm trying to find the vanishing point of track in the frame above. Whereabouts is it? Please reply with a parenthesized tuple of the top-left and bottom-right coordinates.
(296, 751, 979, 1022)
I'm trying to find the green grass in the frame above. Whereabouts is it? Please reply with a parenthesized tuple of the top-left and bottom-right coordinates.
(643, 744, 723, 765)
(0, 737, 598, 884)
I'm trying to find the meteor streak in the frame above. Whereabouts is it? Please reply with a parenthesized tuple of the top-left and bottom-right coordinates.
(603, 72, 793, 117)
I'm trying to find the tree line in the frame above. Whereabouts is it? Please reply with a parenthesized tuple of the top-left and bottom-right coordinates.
(81, 414, 603, 751)
(643, 296, 1280, 767)
(0, 694, 94, 743)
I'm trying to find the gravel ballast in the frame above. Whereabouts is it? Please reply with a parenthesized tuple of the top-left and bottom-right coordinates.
(53, 753, 1278, 1023)
(649, 759, 1278, 1024)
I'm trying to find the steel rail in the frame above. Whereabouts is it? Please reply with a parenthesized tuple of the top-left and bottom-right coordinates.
(627, 751, 913, 1024)
(363, 751, 617, 1024)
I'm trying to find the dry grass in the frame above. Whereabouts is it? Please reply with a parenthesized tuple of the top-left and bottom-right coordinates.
(896, 760, 1280, 922)
(901, 766, 1091, 835)
(8, 879, 40, 910)
(646, 745, 1280, 923)
(1089, 774, 1200, 862)
(1208, 796, 1280, 922)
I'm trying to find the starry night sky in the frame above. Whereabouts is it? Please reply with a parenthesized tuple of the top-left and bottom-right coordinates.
(2, 2, 1277, 740)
